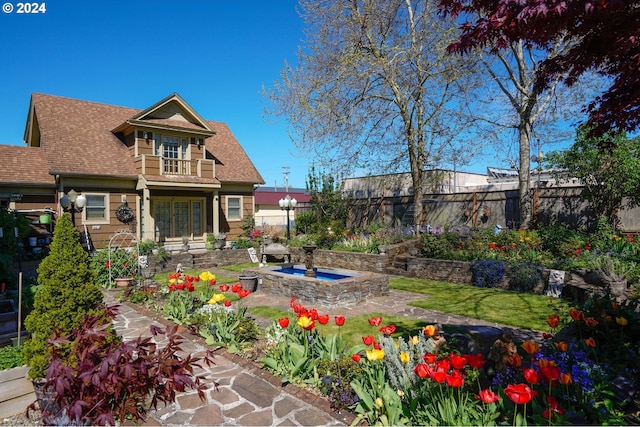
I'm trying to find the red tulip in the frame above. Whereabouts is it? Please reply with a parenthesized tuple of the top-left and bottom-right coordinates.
(432, 368, 447, 383)
(435, 358, 450, 372)
(219, 284, 229, 292)
(446, 370, 464, 388)
(422, 353, 437, 364)
(318, 315, 329, 325)
(449, 353, 466, 370)
(334, 316, 345, 326)
(278, 318, 290, 328)
(379, 325, 396, 336)
(231, 283, 242, 293)
(504, 383, 536, 405)
(477, 389, 500, 404)
(373, 341, 381, 350)
(223, 300, 231, 307)
(362, 335, 374, 346)
(368, 316, 383, 326)
(352, 353, 361, 362)
(465, 353, 486, 370)
(523, 368, 539, 384)
(414, 363, 430, 379)
(308, 308, 319, 321)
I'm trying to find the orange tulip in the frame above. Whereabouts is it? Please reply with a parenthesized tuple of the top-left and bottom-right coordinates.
(569, 308, 584, 321)
(584, 317, 599, 328)
(554, 341, 568, 352)
(423, 324, 437, 337)
(584, 337, 597, 348)
(508, 353, 522, 367)
(560, 373, 572, 385)
(616, 316, 628, 326)
(546, 314, 560, 329)
(522, 340, 540, 355)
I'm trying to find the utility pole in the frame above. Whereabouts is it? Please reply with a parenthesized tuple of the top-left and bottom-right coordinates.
(282, 166, 290, 192)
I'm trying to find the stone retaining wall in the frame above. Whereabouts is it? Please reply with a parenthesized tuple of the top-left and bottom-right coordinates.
(244, 266, 389, 308)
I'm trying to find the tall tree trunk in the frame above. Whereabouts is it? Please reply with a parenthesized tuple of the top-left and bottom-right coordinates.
(519, 121, 532, 229)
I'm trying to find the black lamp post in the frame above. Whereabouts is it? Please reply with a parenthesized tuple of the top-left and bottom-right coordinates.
(60, 189, 86, 226)
(278, 194, 297, 241)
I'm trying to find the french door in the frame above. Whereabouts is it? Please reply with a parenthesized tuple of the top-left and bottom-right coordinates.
(153, 198, 203, 240)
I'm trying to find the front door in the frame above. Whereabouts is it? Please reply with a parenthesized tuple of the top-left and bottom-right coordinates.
(153, 198, 203, 241)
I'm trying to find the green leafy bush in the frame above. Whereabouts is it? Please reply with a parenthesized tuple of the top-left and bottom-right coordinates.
(0, 344, 23, 370)
(508, 263, 542, 292)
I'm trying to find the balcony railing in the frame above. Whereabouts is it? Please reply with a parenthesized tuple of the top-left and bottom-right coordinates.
(135, 155, 215, 179)
(163, 158, 195, 176)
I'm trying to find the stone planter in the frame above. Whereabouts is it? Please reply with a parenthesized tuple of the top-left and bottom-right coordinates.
(238, 274, 258, 292)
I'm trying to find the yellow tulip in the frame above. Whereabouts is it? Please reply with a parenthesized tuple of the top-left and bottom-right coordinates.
(616, 316, 628, 326)
(410, 336, 419, 345)
(375, 397, 383, 408)
(208, 293, 225, 304)
(169, 278, 176, 285)
(399, 352, 410, 364)
(366, 348, 385, 361)
(297, 315, 315, 330)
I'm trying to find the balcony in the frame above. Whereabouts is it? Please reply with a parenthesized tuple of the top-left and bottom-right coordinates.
(135, 155, 215, 179)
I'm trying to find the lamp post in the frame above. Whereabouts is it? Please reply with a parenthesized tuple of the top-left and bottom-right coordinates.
(60, 189, 87, 226)
(278, 194, 297, 241)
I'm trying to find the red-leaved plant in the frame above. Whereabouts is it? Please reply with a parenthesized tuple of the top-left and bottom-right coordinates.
(28, 305, 218, 426)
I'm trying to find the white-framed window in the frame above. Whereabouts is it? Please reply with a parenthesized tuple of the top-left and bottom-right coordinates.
(152, 134, 189, 159)
(225, 196, 243, 221)
(83, 193, 109, 223)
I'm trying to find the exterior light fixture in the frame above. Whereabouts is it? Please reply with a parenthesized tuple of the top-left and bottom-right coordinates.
(278, 194, 297, 241)
(60, 189, 86, 226)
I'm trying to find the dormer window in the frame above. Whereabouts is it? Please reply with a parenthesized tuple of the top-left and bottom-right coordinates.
(153, 134, 188, 158)
(191, 137, 203, 147)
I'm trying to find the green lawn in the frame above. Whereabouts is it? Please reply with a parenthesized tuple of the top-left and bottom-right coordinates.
(390, 277, 574, 331)
(155, 266, 574, 340)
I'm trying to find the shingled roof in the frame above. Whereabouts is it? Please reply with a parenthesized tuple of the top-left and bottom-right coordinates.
(22, 93, 264, 185)
(0, 145, 56, 186)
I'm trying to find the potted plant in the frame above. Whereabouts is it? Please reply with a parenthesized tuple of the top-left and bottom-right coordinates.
(205, 233, 216, 250)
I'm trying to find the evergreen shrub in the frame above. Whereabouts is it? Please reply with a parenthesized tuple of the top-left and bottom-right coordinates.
(22, 213, 104, 379)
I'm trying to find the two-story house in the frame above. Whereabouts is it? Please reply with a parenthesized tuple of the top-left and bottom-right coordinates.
(0, 93, 264, 250)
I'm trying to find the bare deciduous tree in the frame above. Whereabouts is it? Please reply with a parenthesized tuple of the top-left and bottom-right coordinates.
(263, 0, 481, 231)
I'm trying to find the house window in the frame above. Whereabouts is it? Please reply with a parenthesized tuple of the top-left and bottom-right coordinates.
(84, 193, 109, 223)
(152, 134, 189, 159)
(226, 196, 242, 221)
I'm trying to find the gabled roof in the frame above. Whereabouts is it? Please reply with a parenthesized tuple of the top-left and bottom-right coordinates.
(26, 93, 139, 178)
(0, 145, 56, 186)
(112, 93, 215, 136)
(21, 93, 264, 185)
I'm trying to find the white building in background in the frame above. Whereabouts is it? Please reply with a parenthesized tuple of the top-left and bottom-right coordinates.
(254, 186, 311, 230)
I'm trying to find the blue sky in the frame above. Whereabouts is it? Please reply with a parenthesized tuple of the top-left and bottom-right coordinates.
(0, 0, 313, 188)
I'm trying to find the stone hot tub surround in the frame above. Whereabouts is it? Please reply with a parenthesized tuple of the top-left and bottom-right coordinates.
(244, 264, 389, 308)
